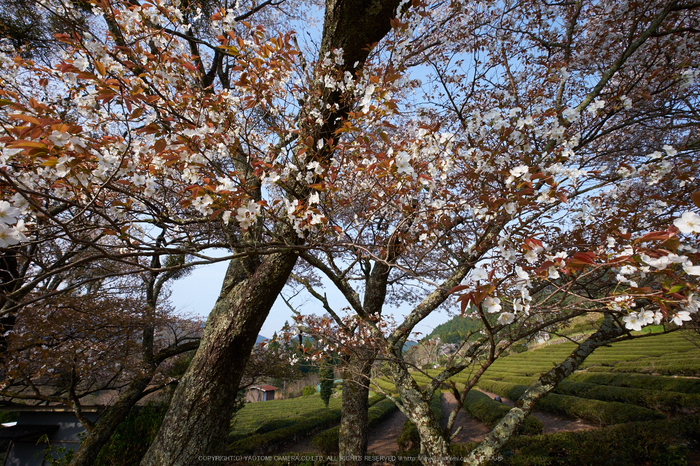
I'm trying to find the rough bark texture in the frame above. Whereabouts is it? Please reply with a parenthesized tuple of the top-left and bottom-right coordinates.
(339, 357, 373, 466)
(464, 316, 626, 465)
(141, 252, 296, 465)
(141, 1, 403, 463)
(320, 0, 403, 69)
(389, 359, 450, 466)
(69, 375, 153, 466)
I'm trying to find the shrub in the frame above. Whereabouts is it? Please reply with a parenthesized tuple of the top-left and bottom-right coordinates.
(477, 379, 663, 426)
(462, 390, 544, 435)
(229, 408, 341, 455)
(319, 365, 334, 408)
(493, 415, 700, 466)
(302, 385, 316, 397)
(94, 403, 168, 466)
(569, 371, 700, 394)
(535, 392, 663, 425)
(553, 379, 700, 415)
(253, 419, 296, 435)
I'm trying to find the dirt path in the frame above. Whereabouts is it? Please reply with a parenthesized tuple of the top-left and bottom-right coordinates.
(276, 390, 595, 456)
(367, 408, 407, 455)
(476, 389, 596, 434)
(441, 392, 491, 443)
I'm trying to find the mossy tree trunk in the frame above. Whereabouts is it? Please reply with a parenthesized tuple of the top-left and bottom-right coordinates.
(141, 1, 403, 464)
(141, 252, 297, 465)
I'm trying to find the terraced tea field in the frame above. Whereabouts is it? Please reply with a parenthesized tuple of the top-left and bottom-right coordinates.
(225, 331, 700, 463)
(435, 331, 700, 424)
(436, 331, 700, 464)
(230, 393, 342, 439)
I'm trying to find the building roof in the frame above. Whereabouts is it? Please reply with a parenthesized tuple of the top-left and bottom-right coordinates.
(253, 385, 278, 391)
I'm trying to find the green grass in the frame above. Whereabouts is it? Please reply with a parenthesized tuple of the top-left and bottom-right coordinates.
(230, 393, 341, 438)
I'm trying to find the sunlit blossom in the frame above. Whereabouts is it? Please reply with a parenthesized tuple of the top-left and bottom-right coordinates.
(674, 212, 700, 234)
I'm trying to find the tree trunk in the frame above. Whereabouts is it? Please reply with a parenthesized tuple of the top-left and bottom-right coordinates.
(339, 355, 373, 466)
(141, 1, 402, 462)
(141, 252, 297, 465)
(69, 374, 154, 466)
(387, 361, 451, 466)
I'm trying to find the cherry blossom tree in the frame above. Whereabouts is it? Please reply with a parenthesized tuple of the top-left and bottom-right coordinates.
(285, 0, 700, 464)
(0, 0, 407, 463)
(0, 255, 201, 466)
(1, 0, 699, 465)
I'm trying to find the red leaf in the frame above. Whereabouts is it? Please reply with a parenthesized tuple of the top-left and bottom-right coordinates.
(448, 285, 470, 294)
(636, 230, 672, 243)
(457, 295, 470, 314)
(572, 252, 596, 264)
(9, 114, 41, 125)
(692, 191, 700, 209)
(153, 138, 167, 154)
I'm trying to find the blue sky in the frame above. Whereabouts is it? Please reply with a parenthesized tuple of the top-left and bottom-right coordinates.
(168, 258, 454, 339)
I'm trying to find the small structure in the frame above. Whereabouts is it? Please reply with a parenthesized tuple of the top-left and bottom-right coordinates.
(0, 404, 102, 466)
(246, 385, 278, 402)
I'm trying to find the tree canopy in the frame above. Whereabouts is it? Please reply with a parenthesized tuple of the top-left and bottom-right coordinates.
(0, 0, 699, 465)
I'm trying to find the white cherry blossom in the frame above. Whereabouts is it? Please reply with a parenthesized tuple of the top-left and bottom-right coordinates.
(483, 296, 501, 313)
(672, 311, 692, 326)
(622, 312, 643, 331)
(497, 312, 515, 325)
(472, 267, 488, 282)
(674, 212, 700, 234)
(0, 201, 20, 225)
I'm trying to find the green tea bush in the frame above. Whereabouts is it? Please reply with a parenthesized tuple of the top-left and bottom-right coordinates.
(493, 415, 700, 466)
(535, 392, 664, 425)
(462, 390, 543, 435)
(554, 379, 700, 415)
(230, 393, 340, 437)
(253, 419, 297, 435)
(229, 408, 341, 455)
(569, 371, 700, 394)
(477, 380, 663, 426)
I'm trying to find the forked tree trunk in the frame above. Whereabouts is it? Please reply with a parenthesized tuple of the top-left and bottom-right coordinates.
(141, 1, 403, 462)
(141, 252, 297, 465)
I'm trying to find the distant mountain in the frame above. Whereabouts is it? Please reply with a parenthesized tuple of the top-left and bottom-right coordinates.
(256, 335, 268, 344)
(426, 316, 483, 344)
(403, 341, 418, 351)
